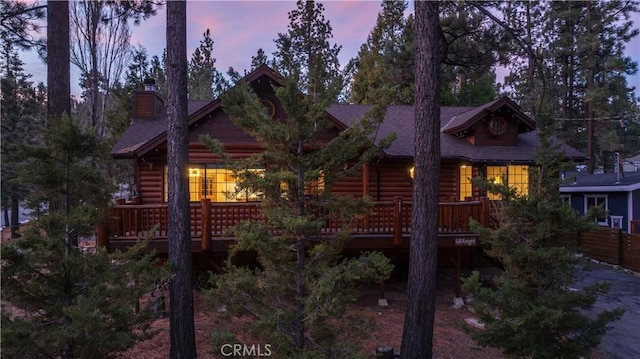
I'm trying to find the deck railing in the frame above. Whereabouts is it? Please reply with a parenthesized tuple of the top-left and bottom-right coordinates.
(99, 197, 490, 250)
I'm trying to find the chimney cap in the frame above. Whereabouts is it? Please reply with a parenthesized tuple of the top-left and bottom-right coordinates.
(143, 78, 156, 91)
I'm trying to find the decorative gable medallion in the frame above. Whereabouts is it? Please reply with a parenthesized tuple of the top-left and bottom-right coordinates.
(260, 99, 276, 118)
(487, 117, 507, 136)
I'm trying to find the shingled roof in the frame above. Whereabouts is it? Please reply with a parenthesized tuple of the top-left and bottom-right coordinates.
(111, 100, 210, 158)
(327, 104, 585, 162)
(112, 64, 584, 163)
(440, 96, 535, 135)
(560, 171, 640, 192)
(113, 98, 585, 162)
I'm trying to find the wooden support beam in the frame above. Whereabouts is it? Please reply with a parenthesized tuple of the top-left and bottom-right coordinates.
(393, 196, 403, 246)
(96, 223, 109, 251)
(455, 247, 461, 297)
(362, 165, 369, 198)
(480, 197, 490, 228)
(362, 165, 370, 230)
(201, 198, 211, 251)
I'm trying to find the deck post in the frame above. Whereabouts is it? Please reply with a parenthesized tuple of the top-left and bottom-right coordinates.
(96, 222, 109, 251)
(362, 165, 370, 230)
(455, 247, 461, 297)
(480, 197, 490, 228)
(393, 196, 403, 245)
(201, 198, 211, 251)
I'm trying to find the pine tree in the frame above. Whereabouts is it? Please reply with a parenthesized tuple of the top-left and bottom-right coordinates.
(205, 1, 393, 356)
(349, 1, 504, 106)
(0, 0, 46, 55)
(497, 0, 640, 171)
(1, 235, 164, 359)
(150, 52, 168, 97)
(462, 115, 624, 359)
(0, 42, 46, 238)
(441, 69, 499, 106)
(1, 114, 166, 359)
(349, 0, 411, 105)
(250, 48, 269, 71)
(496, 1, 549, 116)
(188, 28, 224, 100)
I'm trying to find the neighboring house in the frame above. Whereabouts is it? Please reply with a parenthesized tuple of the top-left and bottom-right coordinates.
(624, 153, 640, 172)
(560, 171, 640, 233)
(104, 65, 585, 261)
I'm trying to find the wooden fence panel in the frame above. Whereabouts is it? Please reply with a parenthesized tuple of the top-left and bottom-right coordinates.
(623, 232, 640, 272)
(578, 228, 620, 265)
(578, 229, 640, 272)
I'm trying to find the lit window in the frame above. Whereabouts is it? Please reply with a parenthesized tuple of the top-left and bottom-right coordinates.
(486, 166, 507, 200)
(485, 165, 529, 200)
(459, 165, 472, 201)
(507, 165, 529, 196)
(279, 171, 325, 199)
(164, 165, 264, 202)
(306, 171, 325, 196)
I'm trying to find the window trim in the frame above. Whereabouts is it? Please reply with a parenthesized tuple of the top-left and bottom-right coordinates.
(459, 164, 473, 201)
(584, 194, 608, 226)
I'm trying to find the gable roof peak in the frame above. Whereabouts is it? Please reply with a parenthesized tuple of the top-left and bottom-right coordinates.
(441, 96, 535, 135)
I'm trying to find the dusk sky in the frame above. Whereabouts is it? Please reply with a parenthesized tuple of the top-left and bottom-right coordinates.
(19, 1, 640, 99)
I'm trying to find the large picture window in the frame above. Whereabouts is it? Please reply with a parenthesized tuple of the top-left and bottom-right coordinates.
(164, 165, 264, 202)
(484, 165, 529, 200)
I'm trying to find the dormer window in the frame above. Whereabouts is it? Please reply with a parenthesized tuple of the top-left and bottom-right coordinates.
(488, 117, 507, 136)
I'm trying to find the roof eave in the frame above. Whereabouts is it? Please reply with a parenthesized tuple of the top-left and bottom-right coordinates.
(559, 183, 640, 192)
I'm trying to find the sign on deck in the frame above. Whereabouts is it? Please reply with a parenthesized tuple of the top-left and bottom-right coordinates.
(454, 237, 477, 247)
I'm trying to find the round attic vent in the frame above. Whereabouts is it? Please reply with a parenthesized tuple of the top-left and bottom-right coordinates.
(260, 99, 276, 118)
(488, 117, 507, 136)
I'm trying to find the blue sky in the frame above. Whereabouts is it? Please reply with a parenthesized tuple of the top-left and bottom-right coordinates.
(19, 1, 640, 100)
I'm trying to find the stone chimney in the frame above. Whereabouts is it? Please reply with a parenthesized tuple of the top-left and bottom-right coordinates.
(134, 78, 164, 119)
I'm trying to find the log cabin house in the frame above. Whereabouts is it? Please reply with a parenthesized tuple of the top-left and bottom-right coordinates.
(102, 65, 584, 282)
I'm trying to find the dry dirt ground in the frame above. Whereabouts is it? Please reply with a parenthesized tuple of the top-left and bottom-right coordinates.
(114, 271, 610, 359)
(115, 275, 507, 359)
(1, 229, 607, 359)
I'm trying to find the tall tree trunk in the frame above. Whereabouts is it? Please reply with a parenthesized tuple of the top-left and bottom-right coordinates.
(401, 2, 440, 358)
(295, 140, 306, 350)
(3, 208, 9, 235)
(166, 1, 196, 358)
(525, 2, 535, 117)
(586, 1, 595, 174)
(47, 0, 70, 121)
(90, 3, 100, 132)
(10, 196, 19, 238)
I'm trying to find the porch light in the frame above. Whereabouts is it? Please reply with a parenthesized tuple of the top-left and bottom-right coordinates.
(409, 166, 415, 179)
(188, 168, 201, 177)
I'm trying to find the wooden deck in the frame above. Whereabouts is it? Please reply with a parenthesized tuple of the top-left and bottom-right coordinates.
(99, 197, 490, 254)
(99, 197, 491, 295)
